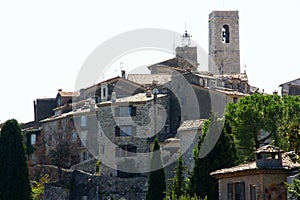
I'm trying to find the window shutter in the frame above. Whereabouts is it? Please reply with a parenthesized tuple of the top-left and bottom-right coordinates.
(115, 126, 120, 136)
(130, 106, 136, 116)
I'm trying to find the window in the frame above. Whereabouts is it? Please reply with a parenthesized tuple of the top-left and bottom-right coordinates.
(250, 185, 256, 200)
(222, 25, 230, 43)
(115, 126, 136, 137)
(72, 131, 77, 142)
(115, 106, 136, 117)
(81, 130, 88, 146)
(83, 151, 89, 161)
(81, 115, 87, 127)
(233, 97, 238, 103)
(31, 134, 36, 145)
(227, 182, 245, 200)
(103, 88, 106, 97)
(164, 125, 169, 133)
(116, 145, 137, 157)
(235, 182, 245, 200)
(227, 183, 233, 200)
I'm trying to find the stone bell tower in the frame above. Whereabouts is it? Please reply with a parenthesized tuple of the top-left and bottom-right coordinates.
(208, 11, 240, 75)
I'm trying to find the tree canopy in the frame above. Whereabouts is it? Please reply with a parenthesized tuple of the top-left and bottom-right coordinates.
(0, 119, 32, 200)
(226, 94, 300, 162)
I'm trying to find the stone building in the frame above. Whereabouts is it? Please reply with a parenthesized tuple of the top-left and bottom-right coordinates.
(211, 145, 300, 200)
(279, 78, 300, 96)
(209, 11, 240, 75)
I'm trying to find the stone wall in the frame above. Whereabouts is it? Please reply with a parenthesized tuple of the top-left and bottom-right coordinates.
(44, 170, 148, 200)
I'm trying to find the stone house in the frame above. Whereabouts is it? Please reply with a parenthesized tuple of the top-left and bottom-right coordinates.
(279, 78, 300, 96)
(95, 92, 170, 177)
(211, 145, 300, 200)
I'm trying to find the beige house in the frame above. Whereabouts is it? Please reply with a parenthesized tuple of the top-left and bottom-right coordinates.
(211, 145, 300, 200)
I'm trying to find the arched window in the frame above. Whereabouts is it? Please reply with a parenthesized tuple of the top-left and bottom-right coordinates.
(222, 25, 230, 43)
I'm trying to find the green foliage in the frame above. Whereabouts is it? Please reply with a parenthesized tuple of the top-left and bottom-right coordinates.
(146, 137, 166, 200)
(226, 94, 299, 162)
(281, 121, 300, 155)
(166, 153, 188, 199)
(164, 192, 207, 200)
(0, 119, 33, 200)
(96, 160, 101, 175)
(188, 115, 237, 199)
(286, 178, 300, 200)
(32, 174, 50, 200)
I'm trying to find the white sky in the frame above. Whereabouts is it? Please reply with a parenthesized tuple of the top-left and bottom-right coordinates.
(1, 0, 300, 123)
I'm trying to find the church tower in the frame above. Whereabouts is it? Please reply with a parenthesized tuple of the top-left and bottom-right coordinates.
(208, 11, 240, 75)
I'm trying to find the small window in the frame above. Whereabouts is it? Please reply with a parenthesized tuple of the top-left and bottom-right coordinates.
(116, 145, 137, 157)
(233, 97, 238, 103)
(72, 132, 77, 142)
(250, 185, 256, 200)
(81, 115, 87, 127)
(83, 151, 89, 161)
(103, 88, 106, 97)
(164, 125, 169, 133)
(235, 182, 245, 200)
(222, 25, 230, 43)
(115, 126, 136, 137)
(31, 134, 36, 145)
(227, 182, 233, 200)
(81, 130, 88, 146)
(115, 106, 136, 117)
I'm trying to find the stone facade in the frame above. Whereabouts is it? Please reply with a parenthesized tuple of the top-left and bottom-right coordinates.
(209, 11, 240, 75)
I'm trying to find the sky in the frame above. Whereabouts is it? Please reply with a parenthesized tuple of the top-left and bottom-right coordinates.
(1, 0, 300, 123)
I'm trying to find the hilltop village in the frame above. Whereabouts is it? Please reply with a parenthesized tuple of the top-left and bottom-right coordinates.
(17, 11, 300, 200)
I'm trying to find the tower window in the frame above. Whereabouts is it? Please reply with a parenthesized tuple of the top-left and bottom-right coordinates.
(222, 25, 230, 43)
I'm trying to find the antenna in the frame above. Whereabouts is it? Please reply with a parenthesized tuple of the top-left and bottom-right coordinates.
(222, 0, 225, 9)
(172, 34, 176, 55)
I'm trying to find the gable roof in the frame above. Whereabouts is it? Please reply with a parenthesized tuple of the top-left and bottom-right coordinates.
(210, 151, 300, 177)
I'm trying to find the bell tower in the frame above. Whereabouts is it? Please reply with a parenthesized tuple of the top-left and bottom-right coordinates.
(208, 11, 240, 75)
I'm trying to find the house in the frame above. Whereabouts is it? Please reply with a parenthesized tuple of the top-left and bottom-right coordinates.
(211, 145, 300, 200)
(279, 78, 300, 96)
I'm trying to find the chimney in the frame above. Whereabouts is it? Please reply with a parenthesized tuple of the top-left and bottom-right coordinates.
(58, 89, 62, 92)
(121, 70, 126, 79)
(273, 90, 278, 95)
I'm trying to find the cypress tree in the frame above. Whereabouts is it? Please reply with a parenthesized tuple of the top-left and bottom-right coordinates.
(172, 153, 187, 198)
(0, 119, 32, 200)
(189, 116, 237, 199)
(146, 137, 166, 200)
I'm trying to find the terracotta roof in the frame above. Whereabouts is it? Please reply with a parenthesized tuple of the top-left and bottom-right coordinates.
(58, 91, 80, 97)
(211, 151, 300, 176)
(127, 74, 172, 85)
(254, 144, 283, 153)
(178, 119, 205, 131)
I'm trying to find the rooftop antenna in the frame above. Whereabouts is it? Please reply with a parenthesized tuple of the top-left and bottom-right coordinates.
(222, 0, 225, 9)
(172, 34, 176, 55)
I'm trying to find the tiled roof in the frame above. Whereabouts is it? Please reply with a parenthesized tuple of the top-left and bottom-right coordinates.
(127, 74, 172, 85)
(254, 144, 283, 153)
(58, 91, 80, 97)
(97, 93, 167, 106)
(210, 151, 300, 176)
(177, 119, 206, 131)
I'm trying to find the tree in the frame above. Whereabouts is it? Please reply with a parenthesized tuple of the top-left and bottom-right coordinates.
(146, 137, 166, 200)
(44, 117, 79, 180)
(227, 94, 300, 162)
(188, 115, 237, 199)
(0, 119, 32, 200)
(166, 153, 187, 199)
